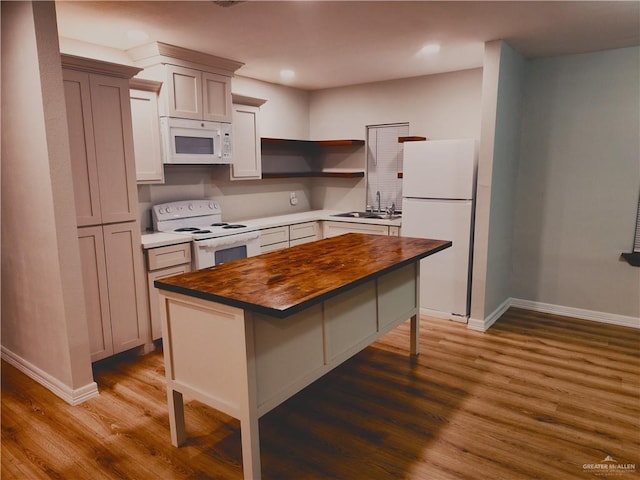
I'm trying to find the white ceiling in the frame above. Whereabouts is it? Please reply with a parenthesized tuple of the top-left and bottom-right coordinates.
(55, 1, 640, 90)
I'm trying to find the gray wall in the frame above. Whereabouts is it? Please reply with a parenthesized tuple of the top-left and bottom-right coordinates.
(512, 46, 640, 318)
(1, 2, 95, 397)
(307, 68, 483, 213)
(309, 68, 482, 140)
(470, 41, 526, 327)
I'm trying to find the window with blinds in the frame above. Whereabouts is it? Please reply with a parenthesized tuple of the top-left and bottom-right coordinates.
(366, 123, 409, 212)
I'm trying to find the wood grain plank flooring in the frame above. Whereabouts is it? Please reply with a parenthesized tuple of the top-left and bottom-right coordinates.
(2, 307, 639, 479)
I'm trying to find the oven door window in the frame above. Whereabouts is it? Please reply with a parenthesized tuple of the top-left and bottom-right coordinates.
(215, 245, 247, 265)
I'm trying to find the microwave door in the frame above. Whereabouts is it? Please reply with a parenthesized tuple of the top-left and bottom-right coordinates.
(170, 127, 217, 163)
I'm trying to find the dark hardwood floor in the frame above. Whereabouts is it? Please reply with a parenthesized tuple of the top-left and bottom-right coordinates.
(2, 308, 639, 479)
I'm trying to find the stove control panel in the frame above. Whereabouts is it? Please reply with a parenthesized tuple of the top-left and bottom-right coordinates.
(154, 200, 221, 220)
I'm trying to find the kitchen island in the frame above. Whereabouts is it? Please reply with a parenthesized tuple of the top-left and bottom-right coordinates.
(155, 233, 451, 480)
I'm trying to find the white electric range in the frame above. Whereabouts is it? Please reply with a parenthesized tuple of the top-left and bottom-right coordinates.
(152, 200, 261, 269)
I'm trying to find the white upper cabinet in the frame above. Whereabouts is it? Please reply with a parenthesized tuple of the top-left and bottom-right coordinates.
(165, 65, 201, 120)
(164, 65, 232, 122)
(130, 79, 164, 184)
(202, 71, 232, 122)
(62, 57, 141, 226)
(127, 42, 243, 123)
(230, 94, 267, 180)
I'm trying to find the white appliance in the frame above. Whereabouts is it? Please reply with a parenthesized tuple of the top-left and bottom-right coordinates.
(160, 117, 232, 165)
(401, 139, 477, 322)
(152, 200, 260, 269)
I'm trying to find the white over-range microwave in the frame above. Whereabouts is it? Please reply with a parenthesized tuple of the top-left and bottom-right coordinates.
(160, 117, 232, 165)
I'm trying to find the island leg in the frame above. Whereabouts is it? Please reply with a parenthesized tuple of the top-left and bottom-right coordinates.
(410, 314, 420, 356)
(167, 388, 186, 446)
(239, 312, 261, 479)
(239, 410, 261, 479)
(411, 262, 420, 356)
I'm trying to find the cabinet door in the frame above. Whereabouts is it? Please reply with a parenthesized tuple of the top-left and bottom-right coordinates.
(147, 264, 191, 340)
(103, 222, 150, 354)
(130, 89, 164, 184)
(63, 70, 102, 226)
(89, 74, 138, 223)
(231, 104, 261, 180)
(202, 71, 232, 122)
(166, 65, 202, 120)
(77, 226, 113, 362)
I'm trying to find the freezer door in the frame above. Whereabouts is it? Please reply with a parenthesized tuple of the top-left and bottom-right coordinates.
(403, 139, 476, 200)
(401, 197, 473, 318)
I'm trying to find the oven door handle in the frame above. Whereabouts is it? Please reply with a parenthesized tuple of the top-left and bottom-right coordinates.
(195, 231, 261, 249)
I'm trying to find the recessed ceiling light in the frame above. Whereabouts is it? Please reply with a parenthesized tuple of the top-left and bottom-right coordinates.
(127, 29, 149, 44)
(280, 69, 296, 82)
(418, 43, 441, 56)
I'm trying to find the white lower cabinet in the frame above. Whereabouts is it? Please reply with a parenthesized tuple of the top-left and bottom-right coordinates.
(145, 243, 191, 340)
(78, 222, 150, 362)
(260, 225, 290, 253)
(260, 222, 320, 253)
(322, 220, 393, 238)
(289, 221, 319, 246)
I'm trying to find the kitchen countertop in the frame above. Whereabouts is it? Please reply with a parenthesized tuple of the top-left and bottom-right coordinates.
(141, 209, 402, 249)
(140, 231, 192, 249)
(240, 209, 402, 229)
(154, 233, 449, 318)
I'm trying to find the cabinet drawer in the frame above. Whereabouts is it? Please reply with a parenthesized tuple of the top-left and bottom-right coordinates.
(290, 221, 318, 241)
(261, 241, 289, 254)
(260, 226, 289, 247)
(147, 243, 191, 270)
(290, 235, 318, 247)
(322, 221, 389, 238)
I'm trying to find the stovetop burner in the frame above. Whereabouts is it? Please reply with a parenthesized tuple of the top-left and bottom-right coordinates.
(175, 227, 201, 232)
(210, 222, 228, 227)
(223, 224, 247, 229)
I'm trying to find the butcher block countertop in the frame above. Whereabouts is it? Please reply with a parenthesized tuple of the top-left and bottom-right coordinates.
(155, 233, 451, 318)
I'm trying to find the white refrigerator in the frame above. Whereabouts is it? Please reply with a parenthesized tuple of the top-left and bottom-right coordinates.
(401, 139, 477, 322)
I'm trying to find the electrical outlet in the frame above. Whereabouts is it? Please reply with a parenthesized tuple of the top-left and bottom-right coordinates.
(290, 192, 298, 206)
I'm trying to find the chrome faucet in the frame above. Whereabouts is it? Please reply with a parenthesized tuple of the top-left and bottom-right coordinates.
(376, 191, 381, 213)
(388, 202, 396, 215)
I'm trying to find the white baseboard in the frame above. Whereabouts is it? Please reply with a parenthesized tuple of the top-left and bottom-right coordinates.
(510, 298, 640, 329)
(1, 346, 99, 405)
(467, 297, 511, 332)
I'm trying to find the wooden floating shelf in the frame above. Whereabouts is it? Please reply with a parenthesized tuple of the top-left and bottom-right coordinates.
(262, 138, 365, 147)
(314, 139, 365, 147)
(261, 138, 365, 179)
(262, 171, 365, 179)
(398, 136, 427, 143)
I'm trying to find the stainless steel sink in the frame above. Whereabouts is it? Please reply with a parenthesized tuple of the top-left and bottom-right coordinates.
(332, 211, 401, 220)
